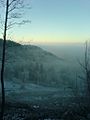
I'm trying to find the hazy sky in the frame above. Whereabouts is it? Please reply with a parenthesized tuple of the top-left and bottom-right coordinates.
(0, 0, 90, 44)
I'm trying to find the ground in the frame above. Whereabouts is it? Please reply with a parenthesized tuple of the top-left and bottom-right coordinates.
(0, 97, 90, 120)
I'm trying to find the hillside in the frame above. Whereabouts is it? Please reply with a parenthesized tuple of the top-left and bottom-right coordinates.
(0, 39, 74, 105)
(0, 39, 88, 120)
(0, 39, 83, 101)
(0, 39, 64, 86)
(0, 39, 62, 62)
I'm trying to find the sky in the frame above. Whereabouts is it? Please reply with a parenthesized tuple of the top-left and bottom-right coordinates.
(0, 0, 90, 44)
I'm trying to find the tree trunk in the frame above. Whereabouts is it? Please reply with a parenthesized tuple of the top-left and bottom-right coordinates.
(0, 0, 9, 119)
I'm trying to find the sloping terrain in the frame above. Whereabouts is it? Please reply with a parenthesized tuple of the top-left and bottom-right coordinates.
(0, 39, 74, 104)
(0, 39, 64, 86)
(0, 39, 89, 120)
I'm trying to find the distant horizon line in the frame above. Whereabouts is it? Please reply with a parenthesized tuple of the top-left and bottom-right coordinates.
(0, 38, 87, 45)
(20, 41, 85, 45)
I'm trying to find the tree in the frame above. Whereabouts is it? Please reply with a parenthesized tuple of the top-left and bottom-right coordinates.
(0, 0, 30, 119)
(84, 41, 90, 96)
(79, 41, 90, 97)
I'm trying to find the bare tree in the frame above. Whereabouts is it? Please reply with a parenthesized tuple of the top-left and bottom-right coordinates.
(0, 0, 30, 119)
(78, 41, 90, 97)
(84, 41, 90, 95)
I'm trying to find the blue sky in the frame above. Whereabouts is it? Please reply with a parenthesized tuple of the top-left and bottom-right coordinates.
(0, 0, 90, 44)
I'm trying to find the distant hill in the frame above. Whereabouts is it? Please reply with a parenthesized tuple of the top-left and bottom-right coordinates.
(0, 39, 84, 103)
(0, 39, 64, 86)
(0, 39, 62, 62)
